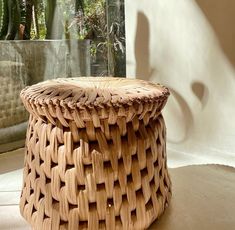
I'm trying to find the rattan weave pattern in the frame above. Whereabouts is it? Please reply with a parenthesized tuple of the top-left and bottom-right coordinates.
(20, 77, 172, 230)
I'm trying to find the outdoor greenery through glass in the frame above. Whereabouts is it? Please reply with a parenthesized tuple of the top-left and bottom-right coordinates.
(0, 0, 126, 76)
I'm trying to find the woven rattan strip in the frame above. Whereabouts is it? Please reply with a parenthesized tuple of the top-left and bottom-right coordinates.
(20, 77, 172, 230)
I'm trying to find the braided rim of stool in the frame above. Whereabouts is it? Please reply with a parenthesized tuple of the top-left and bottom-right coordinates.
(20, 77, 170, 127)
(20, 77, 172, 230)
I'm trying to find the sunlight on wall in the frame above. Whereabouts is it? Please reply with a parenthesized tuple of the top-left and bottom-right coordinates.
(125, 0, 235, 167)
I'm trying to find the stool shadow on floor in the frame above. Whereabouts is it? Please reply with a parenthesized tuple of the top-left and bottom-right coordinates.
(150, 164, 235, 230)
(0, 148, 25, 175)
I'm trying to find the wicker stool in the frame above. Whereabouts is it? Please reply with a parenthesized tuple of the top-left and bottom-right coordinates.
(20, 77, 172, 230)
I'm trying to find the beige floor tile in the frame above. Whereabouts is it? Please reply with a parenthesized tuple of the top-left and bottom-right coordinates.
(0, 170, 23, 192)
(0, 191, 21, 206)
(0, 148, 25, 174)
(0, 206, 30, 230)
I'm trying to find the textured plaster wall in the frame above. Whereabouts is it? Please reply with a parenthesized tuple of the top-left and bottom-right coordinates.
(125, 0, 235, 167)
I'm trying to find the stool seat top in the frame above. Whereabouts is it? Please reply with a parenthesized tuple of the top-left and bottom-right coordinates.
(21, 77, 169, 109)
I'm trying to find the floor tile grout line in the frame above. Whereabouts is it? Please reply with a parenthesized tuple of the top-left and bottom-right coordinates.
(0, 190, 21, 192)
(0, 204, 19, 206)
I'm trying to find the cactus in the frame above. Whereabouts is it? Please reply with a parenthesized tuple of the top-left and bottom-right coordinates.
(45, 0, 55, 39)
(22, 0, 32, 39)
(23, 0, 38, 40)
(5, 0, 21, 40)
(0, 0, 21, 40)
(45, 0, 64, 39)
(0, 0, 9, 39)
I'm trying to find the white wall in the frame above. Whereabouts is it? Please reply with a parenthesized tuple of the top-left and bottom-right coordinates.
(125, 0, 235, 167)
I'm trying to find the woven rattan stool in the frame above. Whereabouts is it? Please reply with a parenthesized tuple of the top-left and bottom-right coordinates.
(20, 77, 172, 230)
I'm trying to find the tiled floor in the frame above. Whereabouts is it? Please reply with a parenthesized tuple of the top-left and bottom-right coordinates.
(0, 149, 29, 230)
(1, 149, 235, 230)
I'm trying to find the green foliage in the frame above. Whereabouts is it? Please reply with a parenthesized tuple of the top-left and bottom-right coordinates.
(0, 0, 108, 41)
(0, 0, 126, 77)
(75, 0, 84, 13)
(0, 0, 126, 56)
